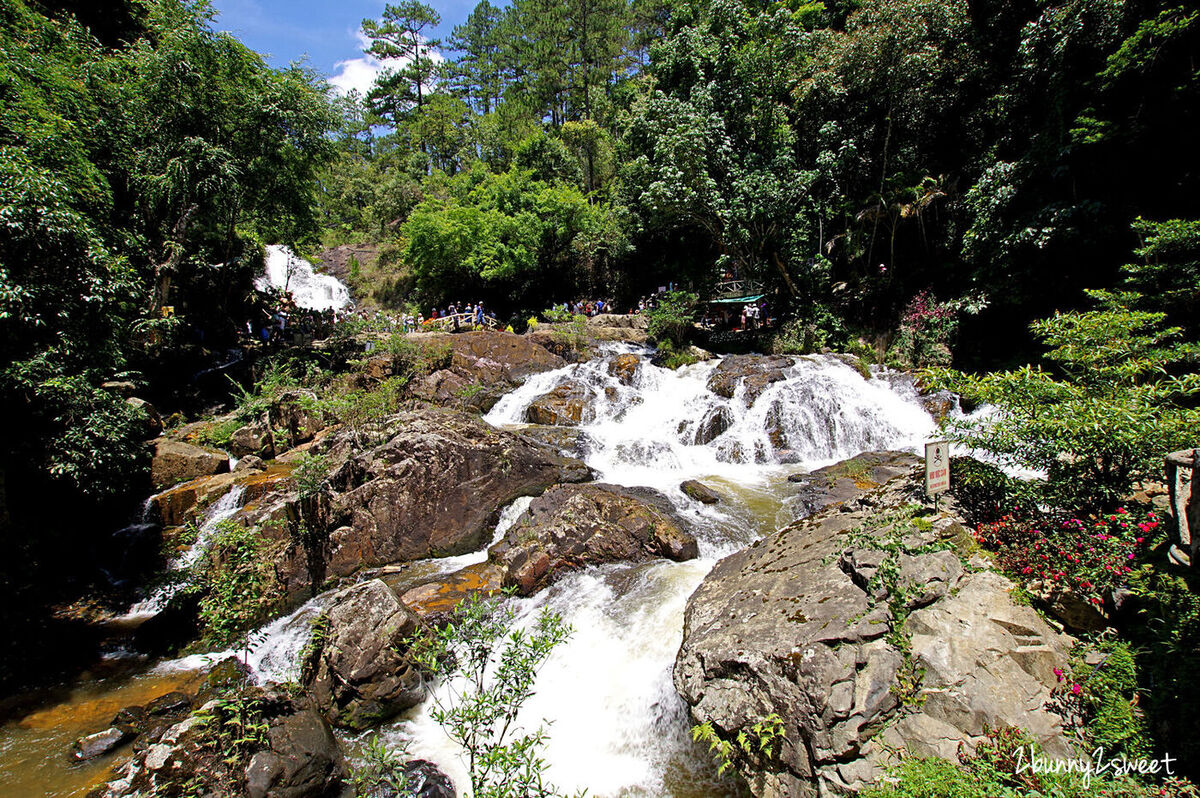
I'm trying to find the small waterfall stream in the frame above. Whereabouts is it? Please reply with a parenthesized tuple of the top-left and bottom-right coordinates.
(122, 486, 248, 620)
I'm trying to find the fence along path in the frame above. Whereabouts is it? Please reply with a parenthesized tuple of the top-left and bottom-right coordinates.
(422, 312, 501, 332)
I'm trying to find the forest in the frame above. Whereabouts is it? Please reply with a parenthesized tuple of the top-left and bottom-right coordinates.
(1, 0, 1200, 794)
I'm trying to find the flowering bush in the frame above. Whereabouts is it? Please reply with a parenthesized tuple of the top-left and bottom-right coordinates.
(974, 507, 1159, 608)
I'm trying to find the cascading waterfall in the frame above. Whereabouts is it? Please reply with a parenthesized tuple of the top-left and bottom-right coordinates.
(122, 485, 247, 620)
(378, 347, 939, 796)
(254, 245, 351, 312)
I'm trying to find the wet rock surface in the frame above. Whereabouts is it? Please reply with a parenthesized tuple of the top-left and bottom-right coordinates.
(399, 562, 505, 623)
(95, 688, 347, 798)
(524, 381, 593, 426)
(680, 479, 722, 504)
(321, 408, 592, 575)
(301, 580, 424, 731)
(489, 483, 699, 595)
(675, 467, 1075, 797)
(608, 353, 641, 385)
(706, 355, 793, 405)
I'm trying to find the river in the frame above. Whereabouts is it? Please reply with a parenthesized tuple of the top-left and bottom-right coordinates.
(0, 345, 936, 797)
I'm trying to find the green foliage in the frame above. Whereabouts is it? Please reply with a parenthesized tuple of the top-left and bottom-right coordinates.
(691, 712, 784, 777)
(402, 168, 628, 309)
(861, 725, 1189, 798)
(194, 520, 282, 646)
(1056, 641, 1151, 759)
(644, 291, 697, 349)
(1125, 564, 1200, 776)
(381, 334, 453, 379)
(195, 692, 272, 766)
(406, 592, 577, 798)
(352, 733, 412, 798)
(926, 297, 1200, 512)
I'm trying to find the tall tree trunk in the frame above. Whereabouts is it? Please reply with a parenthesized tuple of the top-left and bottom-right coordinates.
(772, 251, 801, 297)
(151, 203, 198, 315)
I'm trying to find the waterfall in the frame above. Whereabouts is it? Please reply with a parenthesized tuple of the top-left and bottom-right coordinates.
(372, 348, 941, 796)
(122, 486, 247, 620)
(254, 245, 351, 312)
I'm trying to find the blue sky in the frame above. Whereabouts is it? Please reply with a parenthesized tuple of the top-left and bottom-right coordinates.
(209, 0, 486, 95)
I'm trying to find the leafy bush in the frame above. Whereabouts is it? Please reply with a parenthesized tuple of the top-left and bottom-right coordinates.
(381, 334, 452, 380)
(862, 725, 1191, 798)
(195, 521, 283, 646)
(1126, 565, 1200, 778)
(887, 290, 982, 369)
(645, 290, 698, 349)
(926, 298, 1200, 512)
(1051, 641, 1150, 759)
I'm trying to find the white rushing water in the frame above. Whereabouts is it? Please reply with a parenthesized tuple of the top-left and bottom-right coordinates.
(364, 347, 939, 796)
(255, 245, 351, 312)
(123, 486, 247, 620)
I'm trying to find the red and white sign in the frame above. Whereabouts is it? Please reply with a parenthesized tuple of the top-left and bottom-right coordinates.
(925, 441, 950, 496)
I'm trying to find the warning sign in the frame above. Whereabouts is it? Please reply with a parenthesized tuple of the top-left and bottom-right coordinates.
(925, 440, 950, 496)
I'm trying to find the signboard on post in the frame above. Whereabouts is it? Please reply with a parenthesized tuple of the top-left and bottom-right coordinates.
(925, 440, 950, 498)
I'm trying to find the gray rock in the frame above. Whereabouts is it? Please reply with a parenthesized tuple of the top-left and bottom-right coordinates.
(489, 483, 699, 595)
(303, 580, 425, 730)
(525, 381, 593, 426)
(150, 438, 229, 489)
(402, 759, 456, 798)
(322, 408, 592, 575)
(674, 468, 1076, 796)
(235, 455, 267, 472)
(706, 355, 793, 405)
(245, 706, 347, 798)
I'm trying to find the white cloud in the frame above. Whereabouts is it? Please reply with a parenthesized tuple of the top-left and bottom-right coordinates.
(328, 30, 443, 97)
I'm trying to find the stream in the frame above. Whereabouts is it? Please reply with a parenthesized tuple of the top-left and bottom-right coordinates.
(0, 346, 937, 797)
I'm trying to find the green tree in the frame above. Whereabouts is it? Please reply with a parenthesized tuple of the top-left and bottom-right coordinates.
(362, 1, 443, 124)
(927, 293, 1200, 511)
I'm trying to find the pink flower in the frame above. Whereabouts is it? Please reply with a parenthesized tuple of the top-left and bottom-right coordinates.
(1054, 668, 1064, 681)
(1071, 684, 1083, 696)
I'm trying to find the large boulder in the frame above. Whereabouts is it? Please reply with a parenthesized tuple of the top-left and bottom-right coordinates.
(489, 483, 699, 595)
(517, 426, 595, 459)
(674, 469, 1075, 797)
(399, 562, 505, 623)
(302, 580, 425, 730)
(407, 330, 566, 411)
(524, 382, 593, 426)
(608, 353, 641, 385)
(323, 408, 591, 575)
(706, 355, 793, 405)
(150, 438, 229, 490)
(148, 464, 296, 528)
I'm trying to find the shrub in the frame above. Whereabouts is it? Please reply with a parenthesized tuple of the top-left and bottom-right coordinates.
(974, 506, 1159, 609)
(406, 592, 576, 798)
(1051, 641, 1150, 759)
(194, 521, 283, 646)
